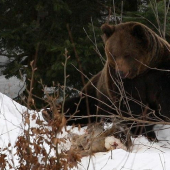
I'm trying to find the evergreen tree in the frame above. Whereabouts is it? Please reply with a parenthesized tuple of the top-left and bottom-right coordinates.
(1, 0, 168, 107)
(0, 0, 105, 107)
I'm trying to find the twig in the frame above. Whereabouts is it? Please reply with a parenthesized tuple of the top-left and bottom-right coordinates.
(113, 0, 117, 24)
(66, 112, 170, 125)
(149, 0, 163, 37)
(62, 49, 70, 114)
(120, 1, 123, 23)
(67, 24, 91, 123)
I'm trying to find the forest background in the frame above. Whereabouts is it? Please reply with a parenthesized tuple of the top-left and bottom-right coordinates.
(0, 0, 169, 107)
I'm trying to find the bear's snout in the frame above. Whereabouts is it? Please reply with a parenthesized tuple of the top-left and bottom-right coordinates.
(116, 70, 129, 79)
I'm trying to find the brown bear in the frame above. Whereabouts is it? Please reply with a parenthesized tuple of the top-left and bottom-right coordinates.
(96, 22, 170, 140)
(45, 22, 170, 141)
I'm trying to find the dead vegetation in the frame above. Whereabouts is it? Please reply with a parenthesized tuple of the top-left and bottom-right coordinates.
(0, 50, 133, 169)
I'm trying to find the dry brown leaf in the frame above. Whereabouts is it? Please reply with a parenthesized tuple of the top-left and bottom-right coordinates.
(25, 117, 30, 125)
(31, 128, 39, 135)
(32, 113, 37, 120)
(52, 137, 60, 145)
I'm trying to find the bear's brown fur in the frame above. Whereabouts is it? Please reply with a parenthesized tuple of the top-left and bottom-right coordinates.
(101, 22, 170, 79)
(44, 22, 170, 141)
(97, 22, 170, 140)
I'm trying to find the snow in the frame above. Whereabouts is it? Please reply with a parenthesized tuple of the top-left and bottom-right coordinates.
(0, 93, 27, 147)
(0, 56, 26, 99)
(1, 92, 170, 170)
(0, 75, 26, 99)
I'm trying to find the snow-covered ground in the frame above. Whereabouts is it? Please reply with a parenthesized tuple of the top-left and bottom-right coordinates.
(1, 92, 170, 170)
(0, 56, 26, 99)
(0, 75, 25, 99)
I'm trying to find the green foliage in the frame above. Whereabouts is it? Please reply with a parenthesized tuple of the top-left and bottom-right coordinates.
(1, 0, 170, 107)
(0, 0, 71, 81)
(141, 1, 170, 38)
(0, 0, 106, 107)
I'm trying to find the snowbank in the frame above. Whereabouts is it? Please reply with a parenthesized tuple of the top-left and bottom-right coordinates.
(1, 92, 170, 170)
(0, 75, 26, 99)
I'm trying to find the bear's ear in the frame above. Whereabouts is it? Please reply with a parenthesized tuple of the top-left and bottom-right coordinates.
(131, 24, 148, 43)
(131, 24, 146, 39)
(101, 24, 115, 42)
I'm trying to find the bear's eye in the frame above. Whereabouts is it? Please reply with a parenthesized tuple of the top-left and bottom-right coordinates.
(124, 55, 130, 59)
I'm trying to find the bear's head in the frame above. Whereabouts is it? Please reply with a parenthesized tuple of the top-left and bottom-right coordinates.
(101, 22, 170, 79)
